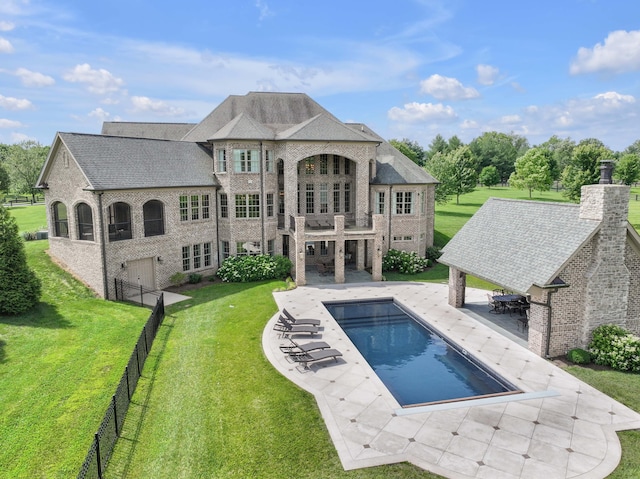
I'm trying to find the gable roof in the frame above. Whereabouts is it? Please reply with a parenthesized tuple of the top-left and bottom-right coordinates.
(40, 133, 217, 191)
(438, 198, 601, 294)
(101, 122, 196, 140)
(182, 92, 334, 142)
(276, 114, 376, 142)
(208, 113, 275, 140)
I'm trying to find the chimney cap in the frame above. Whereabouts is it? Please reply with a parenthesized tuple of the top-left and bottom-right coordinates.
(599, 159, 615, 184)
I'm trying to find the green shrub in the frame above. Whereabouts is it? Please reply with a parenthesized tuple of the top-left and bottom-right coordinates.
(188, 273, 202, 284)
(169, 272, 186, 286)
(589, 324, 640, 372)
(382, 249, 430, 274)
(425, 246, 442, 262)
(0, 205, 41, 314)
(566, 348, 591, 364)
(217, 254, 293, 283)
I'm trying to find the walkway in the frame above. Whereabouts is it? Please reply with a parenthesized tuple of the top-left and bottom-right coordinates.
(265, 282, 640, 479)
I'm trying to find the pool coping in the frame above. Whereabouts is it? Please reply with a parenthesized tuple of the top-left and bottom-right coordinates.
(265, 282, 640, 479)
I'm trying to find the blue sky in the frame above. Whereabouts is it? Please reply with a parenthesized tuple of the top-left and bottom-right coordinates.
(1, 0, 640, 151)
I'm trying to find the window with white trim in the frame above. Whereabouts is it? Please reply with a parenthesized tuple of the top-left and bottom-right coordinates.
(306, 184, 314, 214)
(320, 154, 328, 174)
(233, 149, 259, 172)
(267, 239, 275, 256)
(221, 240, 230, 259)
(265, 150, 274, 173)
(220, 194, 228, 218)
(394, 191, 413, 215)
(375, 191, 385, 214)
(235, 194, 260, 218)
(319, 184, 328, 213)
(267, 193, 274, 217)
(344, 183, 351, 213)
(333, 183, 340, 213)
(305, 158, 315, 175)
(182, 245, 190, 271)
(217, 149, 227, 172)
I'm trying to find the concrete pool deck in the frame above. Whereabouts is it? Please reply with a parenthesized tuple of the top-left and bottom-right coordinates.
(265, 282, 640, 479)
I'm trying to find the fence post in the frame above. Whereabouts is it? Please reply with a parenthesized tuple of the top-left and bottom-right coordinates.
(139, 284, 144, 306)
(135, 342, 142, 376)
(112, 395, 119, 436)
(94, 433, 103, 479)
(142, 326, 148, 354)
(125, 365, 131, 401)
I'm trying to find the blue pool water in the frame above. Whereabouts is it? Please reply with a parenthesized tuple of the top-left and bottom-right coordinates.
(324, 298, 519, 407)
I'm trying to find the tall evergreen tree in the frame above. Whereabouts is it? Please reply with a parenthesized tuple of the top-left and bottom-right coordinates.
(0, 205, 41, 314)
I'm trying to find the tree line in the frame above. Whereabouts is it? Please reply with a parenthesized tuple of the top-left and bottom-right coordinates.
(0, 141, 50, 201)
(390, 133, 640, 204)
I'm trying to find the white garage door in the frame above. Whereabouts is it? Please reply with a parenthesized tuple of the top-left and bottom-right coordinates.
(127, 257, 155, 290)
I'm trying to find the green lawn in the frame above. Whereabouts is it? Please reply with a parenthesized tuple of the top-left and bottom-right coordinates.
(7, 204, 47, 234)
(0, 208, 150, 478)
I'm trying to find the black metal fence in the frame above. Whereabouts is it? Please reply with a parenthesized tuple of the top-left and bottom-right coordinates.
(77, 293, 165, 479)
(114, 278, 161, 306)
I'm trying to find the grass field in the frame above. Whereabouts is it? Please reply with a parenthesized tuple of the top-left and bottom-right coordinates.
(2, 189, 639, 478)
(0, 211, 149, 478)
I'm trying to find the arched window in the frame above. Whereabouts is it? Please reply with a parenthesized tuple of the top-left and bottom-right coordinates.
(52, 202, 69, 238)
(143, 200, 165, 237)
(76, 203, 94, 241)
(107, 202, 132, 241)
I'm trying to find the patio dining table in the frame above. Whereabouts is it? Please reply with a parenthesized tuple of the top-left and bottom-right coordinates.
(492, 294, 527, 315)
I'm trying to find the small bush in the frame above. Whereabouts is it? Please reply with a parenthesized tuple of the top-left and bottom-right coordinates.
(169, 272, 186, 286)
(589, 324, 640, 373)
(382, 249, 430, 274)
(188, 273, 202, 284)
(217, 254, 293, 283)
(425, 246, 442, 262)
(22, 231, 37, 241)
(566, 348, 591, 364)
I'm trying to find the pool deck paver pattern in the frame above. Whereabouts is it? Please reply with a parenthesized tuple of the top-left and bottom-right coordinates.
(265, 282, 640, 479)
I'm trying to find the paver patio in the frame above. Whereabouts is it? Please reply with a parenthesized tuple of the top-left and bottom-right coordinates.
(264, 282, 640, 479)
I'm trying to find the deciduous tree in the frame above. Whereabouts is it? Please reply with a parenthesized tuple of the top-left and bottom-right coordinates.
(508, 147, 553, 198)
(5, 141, 49, 200)
(613, 153, 640, 185)
(561, 139, 612, 202)
(478, 165, 500, 188)
(468, 132, 529, 184)
(425, 146, 478, 204)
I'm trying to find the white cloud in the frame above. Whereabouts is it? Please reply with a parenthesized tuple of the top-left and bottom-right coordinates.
(593, 91, 635, 108)
(0, 118, 23, 128)
(476, 64, 499, 85)
(0, 21, 14, 32)
(388, 102, 457, 123)
(0, 94, 33, 110)
(15, 68, 55, 87)
(460, 119, 479, 130)
(0, 37, 14, 53)
(256, 0, 274, 21)
(419, 74, 479, 100)
(570, 30, 640, 74)
(88, 108, 110, 122)
(63, 63, 125, 95)
(500, 114, 521, 124)
(130, 96, 186, 116)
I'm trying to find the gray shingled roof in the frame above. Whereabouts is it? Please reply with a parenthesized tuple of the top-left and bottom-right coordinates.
(438, 198, 601, 294)
(277, 114, 375, 142)
(208, 113, 275, 140)
(182, 92, 335, 142)
(56, 132, 217, 191)
(101, 122, 196, 140)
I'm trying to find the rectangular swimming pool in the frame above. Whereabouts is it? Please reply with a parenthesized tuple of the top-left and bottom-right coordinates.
(324, 298, 520, 407)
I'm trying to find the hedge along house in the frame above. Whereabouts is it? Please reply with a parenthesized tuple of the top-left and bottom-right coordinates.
(438, 161, 640, 358)
(36, 92, 438, 299)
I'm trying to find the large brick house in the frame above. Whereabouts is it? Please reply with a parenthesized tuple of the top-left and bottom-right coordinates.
(439, 165, 640, 357)
(37, 92, 438, 299)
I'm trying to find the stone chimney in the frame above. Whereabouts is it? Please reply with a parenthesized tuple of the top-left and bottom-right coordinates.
(579, 160, 631, 342)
